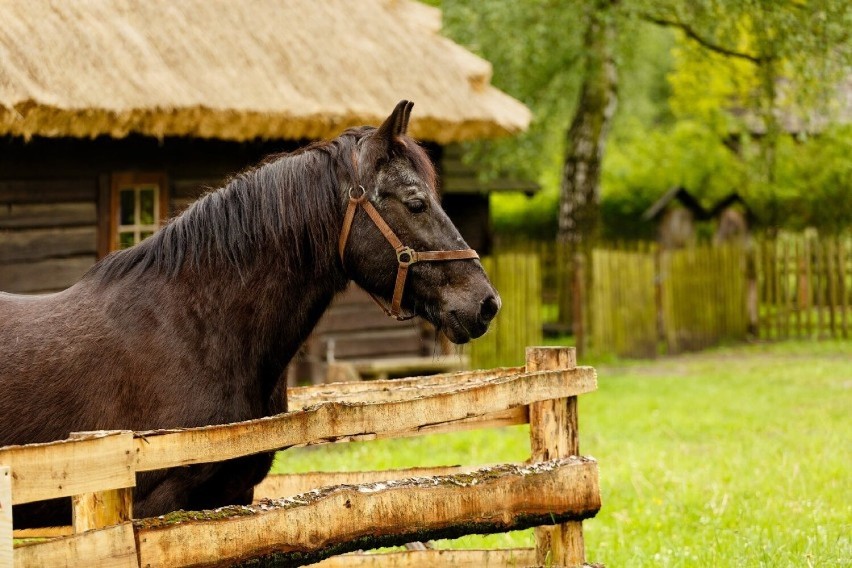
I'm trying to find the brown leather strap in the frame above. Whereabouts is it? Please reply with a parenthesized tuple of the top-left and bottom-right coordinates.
(338, 187, 479, 320)
(338, 186, 365, 262)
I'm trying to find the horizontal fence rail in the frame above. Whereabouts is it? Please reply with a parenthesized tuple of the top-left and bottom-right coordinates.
(3, 347, 599, 567)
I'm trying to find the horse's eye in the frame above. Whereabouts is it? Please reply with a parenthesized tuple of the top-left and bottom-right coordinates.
(406, 199, 426, 214)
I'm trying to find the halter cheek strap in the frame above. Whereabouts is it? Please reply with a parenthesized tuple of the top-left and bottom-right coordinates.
(338, 185, 479, 321)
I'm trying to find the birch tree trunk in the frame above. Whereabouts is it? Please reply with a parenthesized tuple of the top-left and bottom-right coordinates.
(557, 0, 618, 330)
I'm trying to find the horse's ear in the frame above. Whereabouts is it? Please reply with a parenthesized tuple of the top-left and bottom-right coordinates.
(376, 100, 414, 142)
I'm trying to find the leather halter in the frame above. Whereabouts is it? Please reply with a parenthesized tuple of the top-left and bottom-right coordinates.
(338, 185, 479, 321)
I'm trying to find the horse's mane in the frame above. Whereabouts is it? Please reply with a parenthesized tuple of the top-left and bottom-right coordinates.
(87, 126, 438, 283)
(87, 130, 361, 282)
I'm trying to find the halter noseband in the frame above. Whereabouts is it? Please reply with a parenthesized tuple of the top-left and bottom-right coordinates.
(338, 185, 479, 321)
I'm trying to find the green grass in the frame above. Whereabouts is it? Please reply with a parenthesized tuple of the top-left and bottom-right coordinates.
(272, 340, 851, 567)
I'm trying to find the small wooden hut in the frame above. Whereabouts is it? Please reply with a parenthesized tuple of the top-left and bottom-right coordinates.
(642, 187, 707, 249)
(643, 187, 753, 248)
(0, 0, 531, 378)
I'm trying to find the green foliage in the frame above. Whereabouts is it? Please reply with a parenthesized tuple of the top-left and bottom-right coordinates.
(429, 0, 851, 238)
(273, 341, 851, 565)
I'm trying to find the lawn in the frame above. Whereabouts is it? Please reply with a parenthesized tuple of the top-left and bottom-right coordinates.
(272, 340, 851, 567)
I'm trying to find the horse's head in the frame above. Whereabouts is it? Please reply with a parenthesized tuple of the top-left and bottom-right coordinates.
(339, 101, 500, 344)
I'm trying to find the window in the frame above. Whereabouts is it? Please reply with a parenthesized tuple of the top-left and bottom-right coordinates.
(99, 172, 168, 256)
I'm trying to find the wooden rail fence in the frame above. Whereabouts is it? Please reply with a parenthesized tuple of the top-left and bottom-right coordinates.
(1, 346, 599, 567)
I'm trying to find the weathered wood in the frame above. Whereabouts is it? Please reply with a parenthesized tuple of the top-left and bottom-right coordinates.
(0, 256, 95, 293)
(135, 458, 600, 568)
(312, 329, 423, 360)
(0, 179, 97, 204)
(290, 366, 524, 399)
(133, 368, 597, 472)
(72, 488, 134, 534)
(310, 548, 537, 567)
(13, 526, 72, 539)
(69, 432, 134, 534)
(254, 464, 508, 501)
(1, 467, 11, 568)
(314, 306, 416, 334)
(0, 202, 97, 229)
(13, 522, 138, 568)
(347, 356, 468, 379)
(0, 226, 97, 263)
(0, 431, 135, 505)
(289, 365, 528, 406)
(527, 347, 585, 567)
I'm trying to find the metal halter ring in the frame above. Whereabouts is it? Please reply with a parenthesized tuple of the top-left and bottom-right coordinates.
(348, 185, 366, 201)
(396, 246, 417, 267)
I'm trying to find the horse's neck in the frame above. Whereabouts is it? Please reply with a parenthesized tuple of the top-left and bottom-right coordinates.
(91, 165, 349, 403)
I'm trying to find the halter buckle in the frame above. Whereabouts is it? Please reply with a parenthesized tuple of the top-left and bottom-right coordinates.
(396, 246, 417, 267)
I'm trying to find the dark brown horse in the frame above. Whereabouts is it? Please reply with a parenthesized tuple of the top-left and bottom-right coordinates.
(0, 101, 500, 528)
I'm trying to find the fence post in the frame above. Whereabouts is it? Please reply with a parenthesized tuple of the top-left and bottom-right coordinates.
(527, 346, 584, 567)
(70, 432, 134, 533)
(1, 467, 11, 567)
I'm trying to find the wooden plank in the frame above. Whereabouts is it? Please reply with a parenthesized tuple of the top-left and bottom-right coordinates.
(0, 256, 95, 293)
(827, 239, 838, 338)
(13, 526, 72, 539)
(70, 431, 134, 534)
(13, 522, 138, 568)
(314, 306, 414, 334)
(135, 458, 600, 568)
(0, 179, 97, 204)
(802, 239, 811, 337)
(254, 464, 510, 501)
(794, 240, 803, 338)
(134, 367, 597, 472)
(72, 488, 134, 534)
(347, 355, 468, 378)
(312, 328, 423, 360)
(0, 226, 97, 263)
(527, 347, 585, 567)
(816, 239, 826, 337)
(0, 202, 97, 229)
(1, 467, 10, 568)
(840, 238, 848, 339)
(289, 365, 525, 407)
(0, 431, 135, 505)
(289, 366, 525, 400)
(310, 548, 537, 567)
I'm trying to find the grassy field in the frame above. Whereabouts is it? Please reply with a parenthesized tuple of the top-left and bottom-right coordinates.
(272, 340, 851, 567)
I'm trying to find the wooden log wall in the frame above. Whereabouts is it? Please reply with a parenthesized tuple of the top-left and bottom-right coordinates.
(0, 135, 296, 294)
(0, 179, 99, 293)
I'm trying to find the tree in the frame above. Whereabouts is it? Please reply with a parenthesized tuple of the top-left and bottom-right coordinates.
(558, 0, 619, 248)
(642, 0, 851, 228)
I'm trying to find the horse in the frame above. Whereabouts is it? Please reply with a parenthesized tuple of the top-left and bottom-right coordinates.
(0, 101, 501, 528)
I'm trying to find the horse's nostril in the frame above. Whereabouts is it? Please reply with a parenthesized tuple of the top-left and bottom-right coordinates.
(479, 294, 500, 323)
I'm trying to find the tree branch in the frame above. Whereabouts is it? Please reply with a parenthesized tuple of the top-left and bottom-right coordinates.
(642, 14, 769, 65)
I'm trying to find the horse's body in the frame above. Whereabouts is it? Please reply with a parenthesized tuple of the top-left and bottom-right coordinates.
(1, 102, 499, 528)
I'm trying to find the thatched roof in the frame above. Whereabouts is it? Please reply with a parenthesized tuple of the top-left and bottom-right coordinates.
(0, 0, 530, 143)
